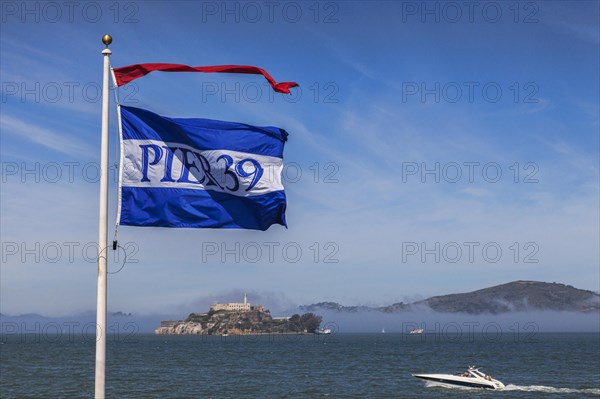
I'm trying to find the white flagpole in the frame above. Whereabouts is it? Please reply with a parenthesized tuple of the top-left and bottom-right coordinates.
(95, 34, 112, 399)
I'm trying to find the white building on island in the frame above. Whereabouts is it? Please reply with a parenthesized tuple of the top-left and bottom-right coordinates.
(210, 293, 265, 312)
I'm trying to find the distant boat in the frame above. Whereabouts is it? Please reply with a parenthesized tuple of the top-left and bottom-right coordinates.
(409, 328, 425, 334)
(315, 327, 332, 334)
(381, 328, 386, 334)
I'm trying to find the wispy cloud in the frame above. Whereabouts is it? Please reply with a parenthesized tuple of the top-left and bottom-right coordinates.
(460, 187, 491, 197)
(1, 114, 91, 155)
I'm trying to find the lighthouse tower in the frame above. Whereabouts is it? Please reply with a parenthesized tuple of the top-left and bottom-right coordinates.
(244, 293, 248, 305)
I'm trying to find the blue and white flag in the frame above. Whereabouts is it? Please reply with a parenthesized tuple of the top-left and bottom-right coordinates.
(117, 106, 288, 230)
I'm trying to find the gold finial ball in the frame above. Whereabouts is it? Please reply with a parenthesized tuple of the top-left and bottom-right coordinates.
(102, 34, 112, 46)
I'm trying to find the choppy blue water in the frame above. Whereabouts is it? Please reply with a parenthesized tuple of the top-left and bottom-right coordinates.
(1, 333, 599, 398)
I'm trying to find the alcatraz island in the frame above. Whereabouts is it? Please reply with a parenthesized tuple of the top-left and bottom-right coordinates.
(156, 294, 322, 336)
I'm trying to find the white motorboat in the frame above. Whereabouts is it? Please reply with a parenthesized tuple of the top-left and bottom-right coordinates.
(409, 328, 424, 334)
(315, 327, 332, 334)
(413, 366, 505, 390)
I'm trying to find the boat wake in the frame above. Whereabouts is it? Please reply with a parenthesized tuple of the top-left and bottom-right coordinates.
(503, 385, 600, 395)
(424, 382, 600, 395)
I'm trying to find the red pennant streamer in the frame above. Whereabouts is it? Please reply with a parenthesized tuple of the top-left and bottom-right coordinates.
(113, 63, 298, 94)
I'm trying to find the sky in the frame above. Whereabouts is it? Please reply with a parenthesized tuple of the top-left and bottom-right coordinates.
(1, 1, 599, 318)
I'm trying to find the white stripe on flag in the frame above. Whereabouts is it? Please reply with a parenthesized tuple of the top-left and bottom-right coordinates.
(121, 139, 284, 197)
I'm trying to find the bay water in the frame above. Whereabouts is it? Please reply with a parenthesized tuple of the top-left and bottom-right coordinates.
(1, 333, 599, 398)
